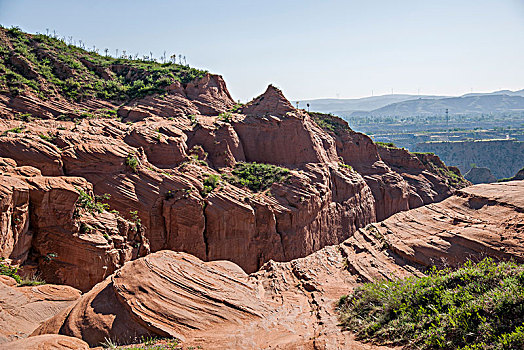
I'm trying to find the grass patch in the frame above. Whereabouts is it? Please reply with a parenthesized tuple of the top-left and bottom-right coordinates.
(376, 141, 397, 148)
(338, 258, 524, 349)
(18, 273, 46, 286)
(100, 336, 181, 349)
(309, 112, 350, 135)
(223, 162, 290, 192)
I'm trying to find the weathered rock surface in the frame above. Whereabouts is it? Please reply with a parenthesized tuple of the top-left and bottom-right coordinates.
(464, 166, 497, 184)
(36, 181, 524, 349)
(0, 334, 88, 350)
(0, 83, 467, 288)
(377, 181, 524, 268)
(0, 158, 149, 291)
(0, 276, 81, 345)
(241, 85, 295, 117)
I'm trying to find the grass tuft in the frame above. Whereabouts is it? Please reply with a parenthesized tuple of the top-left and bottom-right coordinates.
(338, 258, 524, 349)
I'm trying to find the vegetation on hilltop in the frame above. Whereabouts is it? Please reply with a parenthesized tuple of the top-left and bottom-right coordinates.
(338, 258, 524, 350)
(0, 26, 207, 102)
(308, 112, 351, 135)
(375, 141, 397, 148)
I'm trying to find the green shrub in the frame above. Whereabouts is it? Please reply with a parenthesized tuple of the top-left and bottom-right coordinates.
(129, 210, 141, 228)
(309, 112, 350, 135)
(75, 187, 110, 214)
(0, 260, 21, 283)
(2, 126, 24, 135)
(0, 260, 46, 286)
(223, 162, 290, 192)
(229, 103, 243, 113)
(202, 174, 220, 196)
(338, 162, 353, 171)
(338, 258, 524, 349)
(38, 133, 55, 142)
(217, 112, 232, 123)
(375, 141, 396, 148)
(188, 114, 198, 126)
(125, 153, 139, 172)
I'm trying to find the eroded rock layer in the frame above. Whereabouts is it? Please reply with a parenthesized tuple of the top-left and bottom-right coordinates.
(0, 84, 467, 291)
(1, 26, 469, 295)
(35, 181, 524, 349)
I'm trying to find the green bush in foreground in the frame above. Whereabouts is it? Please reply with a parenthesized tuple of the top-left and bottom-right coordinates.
(223, 162, 290, 192)
(338, 258, 524, 350)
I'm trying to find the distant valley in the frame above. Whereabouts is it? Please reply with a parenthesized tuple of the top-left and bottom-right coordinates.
(303, 89, 524, 118)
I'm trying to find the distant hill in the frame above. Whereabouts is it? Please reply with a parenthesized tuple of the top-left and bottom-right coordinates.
(355, 94, 524, 117)
(303, 90, 524, 117)
(301, 94, 445, 114)
(462, 89, 524, 98)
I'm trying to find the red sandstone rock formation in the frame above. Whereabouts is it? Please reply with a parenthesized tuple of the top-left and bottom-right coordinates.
(0, 158, 149, 291)
(0, 28, 510, 349)
(34, 181, 524, 349)
(0, 79, 466, 286)
(0, 275, 81, 345)
(0, 335, 89, 350)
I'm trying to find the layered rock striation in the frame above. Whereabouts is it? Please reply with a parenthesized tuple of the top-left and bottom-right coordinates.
(35, 181, 524, 348)
(0, 26, 468, 295)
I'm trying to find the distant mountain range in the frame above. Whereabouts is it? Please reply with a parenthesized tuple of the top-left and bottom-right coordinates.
(302, 89, 524, 117)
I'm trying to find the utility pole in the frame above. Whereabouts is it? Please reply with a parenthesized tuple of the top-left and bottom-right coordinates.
(446, 108, 449, 141)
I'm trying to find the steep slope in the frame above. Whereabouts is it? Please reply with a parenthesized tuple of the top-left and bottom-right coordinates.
(414, 139, 524, 179)
(0, 27, 467, 293)
(34, 181, 524, 348)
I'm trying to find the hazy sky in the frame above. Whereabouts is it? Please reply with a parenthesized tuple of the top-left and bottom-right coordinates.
(1, 0, 523, 101)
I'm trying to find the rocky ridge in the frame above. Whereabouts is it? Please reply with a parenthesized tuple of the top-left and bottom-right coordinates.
(29, 181, 524, 349)
(0, 27, 468, 290)
(0, 27, 484, 349)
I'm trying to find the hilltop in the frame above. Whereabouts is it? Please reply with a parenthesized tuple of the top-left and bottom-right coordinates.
(0, 26, 208, 103)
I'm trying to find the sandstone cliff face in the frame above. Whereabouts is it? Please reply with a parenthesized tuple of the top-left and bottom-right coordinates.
(0, 80, 465, 288)
(378, 145, 470, 208)
(0, 157, 149, 291)
(34, 181, 524, 349)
